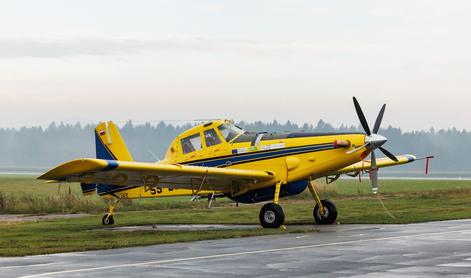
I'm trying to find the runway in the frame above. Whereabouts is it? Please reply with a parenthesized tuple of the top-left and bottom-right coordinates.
(3, 219, 471, 277)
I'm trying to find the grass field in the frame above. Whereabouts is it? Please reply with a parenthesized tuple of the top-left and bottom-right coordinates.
(1, 175, 471, 256)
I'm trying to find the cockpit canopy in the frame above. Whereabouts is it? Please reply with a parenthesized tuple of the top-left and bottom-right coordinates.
(179, 121, 244, 154)
(217, 123, 244, 142)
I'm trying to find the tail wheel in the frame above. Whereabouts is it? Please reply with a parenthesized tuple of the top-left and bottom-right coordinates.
(102, 214, 115, 225)
(313, 199, 337, 225)
(259, 203, 285, 228)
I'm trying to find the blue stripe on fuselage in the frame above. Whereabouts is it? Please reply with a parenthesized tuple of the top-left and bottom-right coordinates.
(227, 179, 310, 203)
(96, 183, 133, 195)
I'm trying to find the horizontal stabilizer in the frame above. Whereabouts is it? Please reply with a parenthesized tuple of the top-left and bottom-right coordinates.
(80, 183, 96, 196)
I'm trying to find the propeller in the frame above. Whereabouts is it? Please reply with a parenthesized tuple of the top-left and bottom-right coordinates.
(351, 97, 398, 194)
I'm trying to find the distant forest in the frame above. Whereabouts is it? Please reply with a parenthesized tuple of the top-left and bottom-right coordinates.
(0, 120, 468, 172)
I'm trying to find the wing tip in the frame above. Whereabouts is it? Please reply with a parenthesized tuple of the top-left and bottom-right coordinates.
(37, 158, 109, 181)
(405, 154, 417, 162)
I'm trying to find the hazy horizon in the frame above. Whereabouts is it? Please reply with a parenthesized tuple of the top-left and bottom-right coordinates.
(0, 118, 466, 133)
(1, 1, 470, 131)
(0, 119, 467, 172)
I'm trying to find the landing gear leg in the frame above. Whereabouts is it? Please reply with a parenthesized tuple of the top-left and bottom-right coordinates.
(102, 198, 120, 226)
(259, 181, 285, 228)
(308, 181, 337, 225)
(207, 192, 215, 209)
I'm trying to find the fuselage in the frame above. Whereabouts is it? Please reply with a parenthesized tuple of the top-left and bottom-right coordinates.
(161, 120, 369, 203)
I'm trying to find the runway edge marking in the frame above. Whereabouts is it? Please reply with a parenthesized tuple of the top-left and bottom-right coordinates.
(20, 229, 470, 278)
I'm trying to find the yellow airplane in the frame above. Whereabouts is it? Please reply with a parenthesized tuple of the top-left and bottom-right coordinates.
(39, 97, 419, 228)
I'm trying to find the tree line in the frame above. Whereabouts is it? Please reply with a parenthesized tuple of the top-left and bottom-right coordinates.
(0, 120, 468, 172)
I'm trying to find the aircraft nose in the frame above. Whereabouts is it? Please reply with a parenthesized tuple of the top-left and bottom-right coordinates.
(366, 134, 387, 148)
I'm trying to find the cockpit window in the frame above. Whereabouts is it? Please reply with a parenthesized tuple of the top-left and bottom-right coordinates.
(204, 129, 222, 147)
(181, 133, 202, 154)
(218, 124, 244, 142)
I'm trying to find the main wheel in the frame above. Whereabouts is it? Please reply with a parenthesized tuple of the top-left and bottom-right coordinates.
(313, 199, 337, 225)
(259, 203, 285, 228)
(102, 214, 114, 225)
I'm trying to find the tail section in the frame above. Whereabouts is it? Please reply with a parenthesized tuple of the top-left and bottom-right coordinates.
(95, 121, 133, 161)
(83, 121, 215, 199)
(81, 121, 133, 196)
(80, 183, 97, 196)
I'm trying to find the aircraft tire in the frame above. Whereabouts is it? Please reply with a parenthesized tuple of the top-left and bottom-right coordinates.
(313, 199, 337, 225)
(259, 203, 285, 228)
(102, 214, 114, 225)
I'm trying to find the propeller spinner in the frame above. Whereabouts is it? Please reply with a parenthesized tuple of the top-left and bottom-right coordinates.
(351, 97, 398, 194)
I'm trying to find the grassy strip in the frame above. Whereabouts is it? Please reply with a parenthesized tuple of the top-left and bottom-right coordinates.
(2, 187, 471, 256)
(1, 177, 471, 256)
(0, 217, 316, 256)
(1, 177, 471, 214)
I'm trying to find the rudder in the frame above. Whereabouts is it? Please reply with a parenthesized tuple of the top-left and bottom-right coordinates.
(80, 121, 133, 196)
(95, 121, 133, 161)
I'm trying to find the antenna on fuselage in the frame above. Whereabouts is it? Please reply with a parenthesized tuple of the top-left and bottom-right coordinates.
(148, 149, 160, 162)
(113, 119, 226, 129)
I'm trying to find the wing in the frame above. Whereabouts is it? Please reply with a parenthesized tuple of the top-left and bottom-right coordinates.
(38, 158, 275, 191)
(334, 154, 416, 175)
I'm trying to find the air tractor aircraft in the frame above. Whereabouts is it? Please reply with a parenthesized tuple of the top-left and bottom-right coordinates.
(39, 97, 419, 228)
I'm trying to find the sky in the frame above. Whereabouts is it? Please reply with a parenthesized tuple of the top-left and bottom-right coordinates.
(0, 0, 470, 131)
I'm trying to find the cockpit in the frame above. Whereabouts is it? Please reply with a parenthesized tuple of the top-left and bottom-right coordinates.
(217, 123, 244, 142)
(180, 122, 244, 155)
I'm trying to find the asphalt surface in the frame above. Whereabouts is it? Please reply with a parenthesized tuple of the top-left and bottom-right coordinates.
(3, 219, 471, 277)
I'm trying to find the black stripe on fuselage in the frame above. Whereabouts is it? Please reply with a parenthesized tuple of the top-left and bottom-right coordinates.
(184, 142, 336, 167)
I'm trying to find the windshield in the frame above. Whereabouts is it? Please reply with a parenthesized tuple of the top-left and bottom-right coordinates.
(218, 123, 244, 142)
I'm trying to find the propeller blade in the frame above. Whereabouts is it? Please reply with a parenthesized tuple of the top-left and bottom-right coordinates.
(353, 97, 371, 136)
(373, 104, 386, 134)
(370, 150, 378, 194)
(379, 147, 399, 162)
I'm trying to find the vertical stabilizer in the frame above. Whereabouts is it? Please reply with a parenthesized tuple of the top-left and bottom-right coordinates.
(95, 121, 133, 161)
(81, 121, 133, 196)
